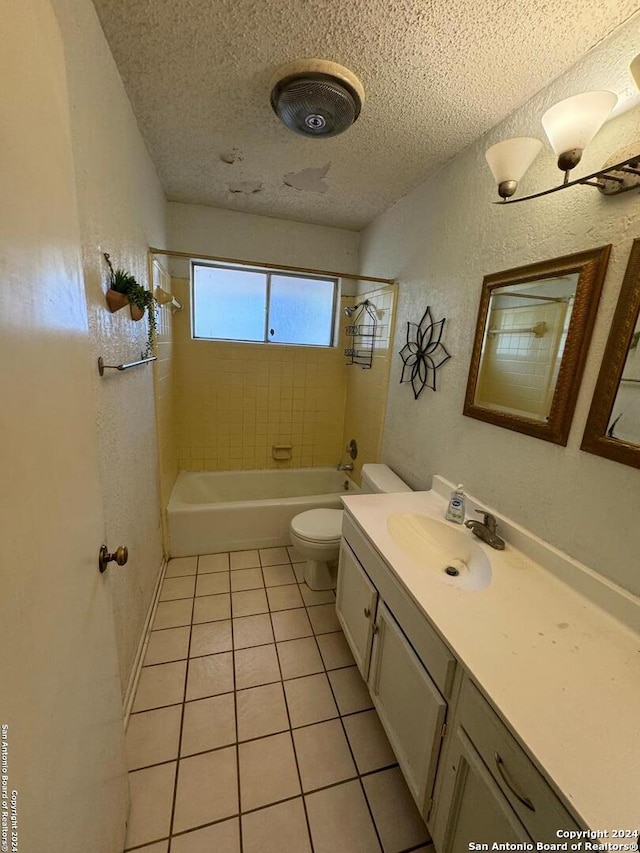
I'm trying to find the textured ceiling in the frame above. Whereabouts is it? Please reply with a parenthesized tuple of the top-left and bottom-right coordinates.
(91, 0, 639, 230)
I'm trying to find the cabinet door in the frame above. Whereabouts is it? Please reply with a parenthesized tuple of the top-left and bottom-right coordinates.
(436, 727, 531, 853)
(336, 540, 378, 679)
(368, 602, 447, 812)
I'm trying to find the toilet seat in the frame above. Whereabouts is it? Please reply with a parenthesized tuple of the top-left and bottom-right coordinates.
(290, 509, 343, 543)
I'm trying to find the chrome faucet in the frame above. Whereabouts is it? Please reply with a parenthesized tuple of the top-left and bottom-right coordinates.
(337, 462, 354, 472)
(465, 511, 505, 550)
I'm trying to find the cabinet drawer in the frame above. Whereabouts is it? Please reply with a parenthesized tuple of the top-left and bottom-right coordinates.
(343, 512, 456, 698)
(458, 678, 579, 840)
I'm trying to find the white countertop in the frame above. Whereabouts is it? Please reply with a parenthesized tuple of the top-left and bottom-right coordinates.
(341, 489, 640, 835)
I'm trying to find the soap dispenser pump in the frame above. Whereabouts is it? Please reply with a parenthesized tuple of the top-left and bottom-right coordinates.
(445, 484, 466, 524)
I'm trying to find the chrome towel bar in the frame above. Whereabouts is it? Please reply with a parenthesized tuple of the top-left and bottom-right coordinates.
(98, 355, 156, 376)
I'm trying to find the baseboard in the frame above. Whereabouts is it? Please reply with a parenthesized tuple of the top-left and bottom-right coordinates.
(122, 557, 167, 727)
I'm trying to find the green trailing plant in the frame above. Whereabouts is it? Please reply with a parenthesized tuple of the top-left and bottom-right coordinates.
(105, 254, 158, 356)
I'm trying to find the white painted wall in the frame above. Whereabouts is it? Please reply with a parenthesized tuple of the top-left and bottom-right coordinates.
(53, 0, 167, 693)
(360, 19, 640, 596)
(167, 202, 360, 293)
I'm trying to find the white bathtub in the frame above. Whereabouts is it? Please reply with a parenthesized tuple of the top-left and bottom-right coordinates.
(167, 468, 360, 557)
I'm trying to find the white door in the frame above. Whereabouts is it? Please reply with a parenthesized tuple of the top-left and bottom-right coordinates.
(0, 2, 128, 851)
(336, 541, 378, 678)
(368, 602, 447, 815)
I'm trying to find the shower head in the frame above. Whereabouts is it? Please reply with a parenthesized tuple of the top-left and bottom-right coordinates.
(344, 300, 371, 317)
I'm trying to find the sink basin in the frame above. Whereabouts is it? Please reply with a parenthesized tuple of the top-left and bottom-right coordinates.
(387, 513, 492, 591)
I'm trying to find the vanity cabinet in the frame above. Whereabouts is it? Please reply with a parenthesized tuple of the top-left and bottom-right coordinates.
(337, 528, 454, 819)
(338, 511, 581, 848)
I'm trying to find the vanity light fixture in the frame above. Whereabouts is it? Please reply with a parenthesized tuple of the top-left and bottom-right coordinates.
(486, 61, 640, 204)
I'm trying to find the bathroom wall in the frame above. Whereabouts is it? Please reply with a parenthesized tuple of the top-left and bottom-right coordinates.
(170, 277, 348, 471)
(359, 19, 640, 596)
(342, 284, 398, 484)
(53, 0, 167, 693)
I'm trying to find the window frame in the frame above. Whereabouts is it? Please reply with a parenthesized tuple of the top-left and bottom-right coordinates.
(190, 260, 340, 348)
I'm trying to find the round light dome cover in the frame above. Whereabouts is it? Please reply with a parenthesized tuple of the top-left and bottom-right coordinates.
(270, 60, 364, 138)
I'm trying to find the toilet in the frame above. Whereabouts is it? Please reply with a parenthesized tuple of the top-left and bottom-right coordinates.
(290, 464, 412, 590)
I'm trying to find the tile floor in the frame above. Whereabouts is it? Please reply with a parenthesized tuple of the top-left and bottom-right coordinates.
(124, 546, 431, 853)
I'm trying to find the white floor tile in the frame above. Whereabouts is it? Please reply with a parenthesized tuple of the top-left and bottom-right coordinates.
(262, 563, 296, 587)
(231, 588, 268, 617)
(195, 572, 230, 596)
(316, 631, 355, 670)
(192, 593, 231, 624)
(159, 576, 196, 601)
(232, 613, 274, 649)
(259, 546, 290, 566)
(189, 620, 232, 657)
(234, 644, 281, 689)
(242, 798, 312, 853)
(124, 762, 176, 849)
(307, 603, 341, 635)
(230, 549, 260, 570)
(283, 673, 338, 728)
(236, 682, 289, 741)
(299, 583, 336, 607)
(180, 694, 236, 756)
(170, 819, 240, 853)
(133, 661, 187, 712)
(198, 552, 230, 574)
(328, 666, 374, 715)
(305, 779, 381, 853)
(126, 705, 182, 770)
(266, 583, 304, 611)
(144, 627, 190, 666)
(186, 652, 234, 700)
(293, 719, 356, 792)
(173, 747, 238, 834)
(128, 842, 168, 853)
(277, 637, 324, 680)
(271, 608, 312, 642)
(153, 599, 193, 630)
(343, 709, 396, 774)
(363, 766, 429, 853)
(230, 567, 264, 591)
(239, 732, 301, 811)
(165, 557, 197, 578)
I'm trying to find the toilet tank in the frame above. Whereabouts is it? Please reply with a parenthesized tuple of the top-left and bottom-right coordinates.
(360, 464, 412, 494)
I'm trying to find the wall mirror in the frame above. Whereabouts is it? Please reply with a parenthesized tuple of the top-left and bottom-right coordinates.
(581, 239, 640, 468)
(464, 246, 611, 445)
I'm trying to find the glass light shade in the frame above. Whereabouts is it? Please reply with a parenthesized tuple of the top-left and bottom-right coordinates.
(541, 91, 617, 156)
(485, 137, 544, 184)
(630, 54, 640, 90)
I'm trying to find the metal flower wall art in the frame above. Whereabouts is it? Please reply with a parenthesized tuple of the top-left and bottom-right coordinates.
(399, 306, 451, 398)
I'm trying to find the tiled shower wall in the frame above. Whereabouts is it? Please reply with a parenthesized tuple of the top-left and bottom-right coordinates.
(159, 278, 395, 478)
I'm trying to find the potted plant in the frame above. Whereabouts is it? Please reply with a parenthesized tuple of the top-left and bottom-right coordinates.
(104, 254, 158, 354)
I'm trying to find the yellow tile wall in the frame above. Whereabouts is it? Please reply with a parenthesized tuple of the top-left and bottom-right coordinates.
(171, 278, 348, 471)
(341, 285, 397, 485)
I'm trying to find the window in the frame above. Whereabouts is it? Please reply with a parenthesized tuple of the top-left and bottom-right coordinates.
(192, 262, 338, 346)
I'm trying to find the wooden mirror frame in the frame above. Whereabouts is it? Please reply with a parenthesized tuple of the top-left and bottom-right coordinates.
(581, 239, 640, 469)
(463, 246, 611, 445)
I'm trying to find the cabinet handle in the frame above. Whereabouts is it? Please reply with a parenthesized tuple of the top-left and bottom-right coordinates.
(494, 752, 535, 812)
(363, 607, 371, 618)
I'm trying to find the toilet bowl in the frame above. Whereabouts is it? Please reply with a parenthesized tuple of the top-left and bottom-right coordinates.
(290, 509, 343, 590)
(289, 464, 412, 591)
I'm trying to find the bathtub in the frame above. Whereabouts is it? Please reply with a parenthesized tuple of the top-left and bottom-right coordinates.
(167, 467, 360, 557)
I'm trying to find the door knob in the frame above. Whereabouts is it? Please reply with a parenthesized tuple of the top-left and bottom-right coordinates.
(99, 544, 128, 573)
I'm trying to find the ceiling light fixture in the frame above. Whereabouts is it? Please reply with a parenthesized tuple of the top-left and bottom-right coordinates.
(270, 59, 364, 139)
(486, 60, 640, 204)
